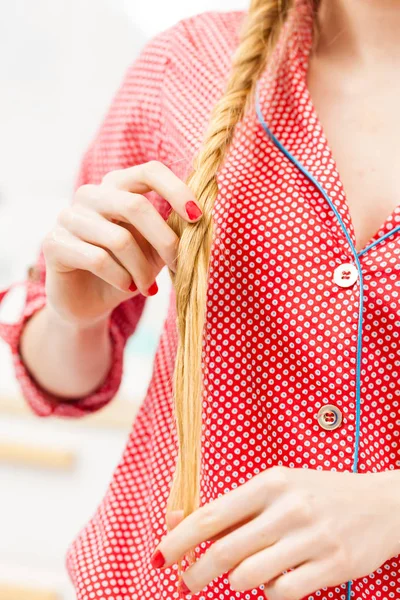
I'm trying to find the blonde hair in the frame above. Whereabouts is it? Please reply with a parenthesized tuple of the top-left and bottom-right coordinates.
(165, 0, 314, 578)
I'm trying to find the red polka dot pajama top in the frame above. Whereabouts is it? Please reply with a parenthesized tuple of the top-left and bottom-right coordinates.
(1, 3, 400, 599)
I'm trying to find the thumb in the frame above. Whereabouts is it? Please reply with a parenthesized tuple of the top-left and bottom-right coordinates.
(166, 509, 184, 531)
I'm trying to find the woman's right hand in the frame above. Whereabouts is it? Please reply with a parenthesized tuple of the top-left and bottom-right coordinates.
(42, 161, 203, 326)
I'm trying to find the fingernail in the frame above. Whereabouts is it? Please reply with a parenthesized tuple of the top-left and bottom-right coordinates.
(177, 579, 191, 595)
(129, 281, 137, 292)
(147, 281, 158, 296)
(150, 548, 166, 568)
(185, 200, 202, 220)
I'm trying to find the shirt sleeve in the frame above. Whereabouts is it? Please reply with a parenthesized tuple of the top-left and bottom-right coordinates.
(0, 26, 175, 417)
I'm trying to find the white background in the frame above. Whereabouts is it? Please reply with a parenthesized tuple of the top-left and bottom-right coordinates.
(0, 1, 246, 598)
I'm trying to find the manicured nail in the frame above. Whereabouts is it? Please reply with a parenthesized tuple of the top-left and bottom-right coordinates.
(185, 201, 202, 220)
(177, 579, 191, 595)
(147, 281, 158, 296)
(150, 548, 166, 568)
(129, 281, 137, 292)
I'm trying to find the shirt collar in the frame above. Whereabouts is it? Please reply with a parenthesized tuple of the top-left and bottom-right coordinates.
(254, 0, 400, 260)
(255, 0, 356, 251)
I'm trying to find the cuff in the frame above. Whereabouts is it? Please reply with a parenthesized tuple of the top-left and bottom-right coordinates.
(2, 288, 127, 418)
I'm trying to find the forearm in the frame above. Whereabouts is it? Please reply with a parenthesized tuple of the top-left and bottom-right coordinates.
(19, 303, 113, 399)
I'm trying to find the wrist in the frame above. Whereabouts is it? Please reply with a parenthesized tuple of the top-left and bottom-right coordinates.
(20, 303, 113, 399)
(44, 301, 111, 334)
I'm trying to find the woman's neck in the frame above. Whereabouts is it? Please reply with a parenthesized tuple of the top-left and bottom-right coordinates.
(316, 0, 400, 69)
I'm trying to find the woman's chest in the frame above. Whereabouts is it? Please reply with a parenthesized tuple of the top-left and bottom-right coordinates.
(209, 114, 400, 298)
(307, 67, 400, 254)
(200, 116, 400, 479)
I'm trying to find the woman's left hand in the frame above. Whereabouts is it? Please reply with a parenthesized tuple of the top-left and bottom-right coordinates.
(152, 466, 400, 599)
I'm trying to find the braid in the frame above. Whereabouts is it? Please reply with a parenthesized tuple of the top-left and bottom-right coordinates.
(166, 0, 293, 578)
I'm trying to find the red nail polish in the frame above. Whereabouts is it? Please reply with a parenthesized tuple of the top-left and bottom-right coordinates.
(185, 201, 202, 220)
(150, 548, 166, 568)
(177, 579, 191, 595)
(129, 282, 137, 292)
(148, 281, 158, 296)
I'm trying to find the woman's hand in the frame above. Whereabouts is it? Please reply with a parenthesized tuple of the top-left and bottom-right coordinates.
(154, 467, 400, 600)
(43, 161, 202, 325)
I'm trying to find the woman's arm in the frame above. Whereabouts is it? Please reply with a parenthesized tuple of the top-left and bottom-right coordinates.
(0, 24, 181, 416)
(18, 155, 202, 402)
(20, 304, 112, 399)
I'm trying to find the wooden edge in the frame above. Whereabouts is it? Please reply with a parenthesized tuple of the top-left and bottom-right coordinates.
(0, 441, 76, 471)
(0, 393, 141, 430)
(0, 583, 59, 600)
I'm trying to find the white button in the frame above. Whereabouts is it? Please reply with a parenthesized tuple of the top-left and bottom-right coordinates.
(333, 263, 358, 288)
(317, 404, 343, 431)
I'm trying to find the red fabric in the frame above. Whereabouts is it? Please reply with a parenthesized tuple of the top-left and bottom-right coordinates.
(2, 5, 400, 599)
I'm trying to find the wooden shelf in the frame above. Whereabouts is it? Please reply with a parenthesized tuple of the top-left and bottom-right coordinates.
(0, 441, 76, 471)
(0, 583, 59, 600)
(0, 393, 141, 430)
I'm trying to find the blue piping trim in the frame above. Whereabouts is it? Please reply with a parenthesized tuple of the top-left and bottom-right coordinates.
(255, 81, 365, 600)
(358, 224, 400, 257)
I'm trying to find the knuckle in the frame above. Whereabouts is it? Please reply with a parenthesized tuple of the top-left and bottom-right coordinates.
(42, 231, 57, 256)
(56, 207, 71, 226)
(287, 491, 314, 523)
(315, 520, 335, 548)
(90, 249, 109, 272)
(110, 229, 134, 254)
(139, 160, 166, 184)
(268, 465, 290, 492)
(211, 540, 232, 570)
(124, 194, 148, 217)
(332, 545, 352, 575)
(229, 561, 254, 591)
(161, 236, 179, 261)
(143, 159, 163, 177)
(75, 183, 98, 202)
(271, 577, 298, 600)
(197, 504, 219, 538)
(258, 519, 273, 545)
(101, 170, 120, 186)
(228, 570, 241, 591)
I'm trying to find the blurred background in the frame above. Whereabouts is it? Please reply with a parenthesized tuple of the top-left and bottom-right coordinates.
(0, 0, 246, 599)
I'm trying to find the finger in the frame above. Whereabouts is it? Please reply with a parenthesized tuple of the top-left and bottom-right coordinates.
(154, 470, 277, 568)
(44, 227, 133, 292)
(166, 510, 185, 531)
(77, 186, 179, 273)
(59, 207, 157, 296)
(208, 514, 255, 543)
(100, 160, 203, 223)
(227, 534, 314, 594)
(178, 497, 308, 593)
(264, 559, 336, 600)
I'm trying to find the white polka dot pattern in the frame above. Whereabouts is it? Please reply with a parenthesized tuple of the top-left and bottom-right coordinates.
(1, 5, 400, 600)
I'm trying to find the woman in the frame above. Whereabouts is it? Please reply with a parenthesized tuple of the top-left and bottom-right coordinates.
(1, 0, 400, 598)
